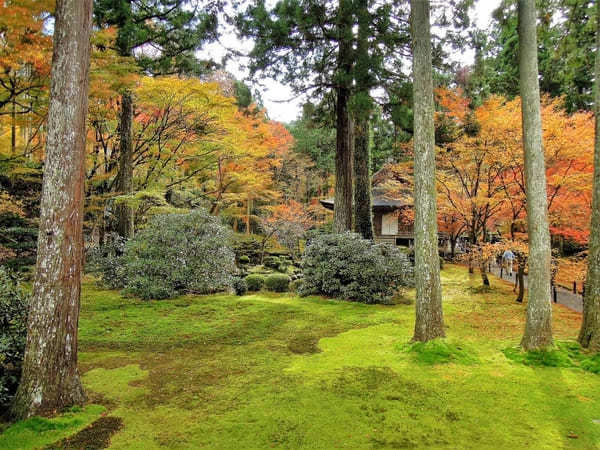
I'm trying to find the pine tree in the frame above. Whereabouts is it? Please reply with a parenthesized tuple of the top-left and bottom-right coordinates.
(11, 0, 93, 419)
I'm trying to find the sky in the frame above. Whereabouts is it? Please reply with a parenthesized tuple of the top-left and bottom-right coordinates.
(200, 0, 503, 124)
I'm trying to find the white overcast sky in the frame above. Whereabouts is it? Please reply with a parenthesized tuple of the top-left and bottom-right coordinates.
(200, 0, 503, 123)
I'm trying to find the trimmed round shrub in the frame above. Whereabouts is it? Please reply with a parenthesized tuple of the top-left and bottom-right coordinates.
(264, 273, 291, 292)
(0, 267, 28, 409)
(299, 233, 414, 304)
(122, 210, 236, 299)
(233, 278, 248, 296)
(245, 274, 266, 291)
(238, 255, 250, 265)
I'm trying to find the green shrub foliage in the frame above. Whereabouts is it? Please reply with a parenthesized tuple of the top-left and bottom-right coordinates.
(245, 274, 266, 291)
(299, 233, 414, 304)
(288, 278, 303, 293)
(263, 256, 281, 269)
(0, 213, 38, 272)
(233, 278, 248, 296)
(0, 267, 28, 409)
(86, 233, 127, 289)
(123, 210, 236, 299)
(264, 273, 291, 292)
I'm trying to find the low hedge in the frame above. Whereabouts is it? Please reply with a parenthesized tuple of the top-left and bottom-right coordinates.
(264, 273, 291, 292)
(245, 274, 266, 291)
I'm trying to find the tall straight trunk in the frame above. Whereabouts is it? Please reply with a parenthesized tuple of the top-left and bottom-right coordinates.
(579, 0, 600, 352)
(352, 0, 373, 240)
(518, 0, 553, 350)
(410, 0, 445, 342)
(11, 100, 16, 155)
(333, 0, 353, 233)
(353, 117, 373, 238)
(11, 0, 92, 419)
(516, 260, 525, 303)
(115, 90, 134, 239)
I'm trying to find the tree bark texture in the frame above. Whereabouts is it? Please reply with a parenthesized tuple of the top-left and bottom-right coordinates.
(518, 0, 553, 351)
(11, 0, 92, 419)
(410, 0, 445, 342)
(516, 260, 526, 303)
(352, 0, 374, 240)
(333, 0, 354, 233)
(115, 90, 134, 239)
(579, 0, 600, 352)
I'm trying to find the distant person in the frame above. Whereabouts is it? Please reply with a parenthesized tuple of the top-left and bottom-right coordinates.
(502, 249, 516, 276)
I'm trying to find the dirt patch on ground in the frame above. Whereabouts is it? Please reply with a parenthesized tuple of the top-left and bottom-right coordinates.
(45, 416, 123, 450)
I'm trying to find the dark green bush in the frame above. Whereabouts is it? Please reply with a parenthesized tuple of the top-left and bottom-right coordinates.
(86, 233, 127, 289)
(231, 236, 262, 265)
(264, 273, 291, 292)
(238, 255, 250, 265)
(299, 233, 414, 304)
(0, 267, 28, 409)
(263, 256, 281, 269)
(0, 213, 38, 272)
(233, 278, 248, 296)
(122, 210, 236, 300)
(289, 278, 303, 293)
(245, 274, 265, 291)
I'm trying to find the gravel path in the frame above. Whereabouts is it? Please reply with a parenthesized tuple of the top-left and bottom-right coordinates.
(489, 264, 583, 313)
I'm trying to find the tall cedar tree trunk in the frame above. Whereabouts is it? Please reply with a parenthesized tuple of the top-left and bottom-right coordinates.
(333, 0, 353, 233)
(518, 0, 553, 350)
(11, 0, 92, 419)
(410, 0, 445, 342)
(353, 0, 374, 240)
(115, 90, 134, 238)
(578, 0, 600, 352)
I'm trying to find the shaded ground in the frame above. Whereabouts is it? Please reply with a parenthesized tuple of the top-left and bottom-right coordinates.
(1, 265, 599, 449)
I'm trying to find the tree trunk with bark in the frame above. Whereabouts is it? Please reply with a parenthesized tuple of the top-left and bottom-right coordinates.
(11, 0, 92, 419)
(352, 0, 373, 240)
(410, 0, 445, 342)
(516, 259, 526, 303)
(480, 262, 490, 287)
(333, 0, 353, 233)
(579, 0, 600, 352)
(518, 0, 553, 350)
(115, 90, 134, 239)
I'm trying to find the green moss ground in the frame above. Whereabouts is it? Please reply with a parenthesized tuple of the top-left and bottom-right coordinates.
(2, 265, 599, 448)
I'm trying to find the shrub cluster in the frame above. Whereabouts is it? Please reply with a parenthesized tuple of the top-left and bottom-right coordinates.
(299, 233, 414, 304)
(0, 267, 28, 409)
(90, 210, 237, 300)
(86, 233, 127, 289)
(245, 274, 265, 291)
(264, 273, 291, 292)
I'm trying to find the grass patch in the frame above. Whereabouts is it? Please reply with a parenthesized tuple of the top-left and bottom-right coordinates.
(398, 339, 479, 365)
(503, 340, 600, 374)
(0, 405, 105, 449)
(2, 264, 600, 448)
